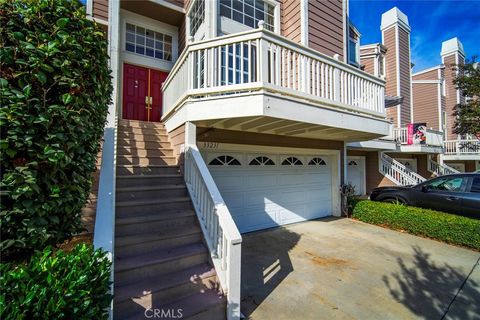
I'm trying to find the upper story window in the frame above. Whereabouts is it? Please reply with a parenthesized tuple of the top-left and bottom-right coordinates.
(189, 0, 205, 36)
(126, 23, 172, 61)
(348, 38, 359, 66)
(220, 0, 275, 31)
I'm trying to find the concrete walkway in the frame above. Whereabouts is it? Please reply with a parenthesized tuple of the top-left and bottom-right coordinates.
(241, 218, 480, 320)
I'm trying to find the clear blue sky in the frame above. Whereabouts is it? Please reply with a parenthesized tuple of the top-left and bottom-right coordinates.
(349, 0, 480, 73)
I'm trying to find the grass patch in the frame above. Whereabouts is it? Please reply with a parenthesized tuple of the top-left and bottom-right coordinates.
(352, 200, 480, 250)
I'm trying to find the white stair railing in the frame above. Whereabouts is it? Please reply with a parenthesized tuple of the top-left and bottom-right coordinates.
(379, 153, 426, 186)
(428, 158, 460, 176)
(184, 145, 242, 320)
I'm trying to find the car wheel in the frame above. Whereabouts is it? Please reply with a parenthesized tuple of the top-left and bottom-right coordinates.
(383, 197, 406, 205)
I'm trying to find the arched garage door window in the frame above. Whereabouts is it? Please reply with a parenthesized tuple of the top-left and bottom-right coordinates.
(209, 155, 241, 166)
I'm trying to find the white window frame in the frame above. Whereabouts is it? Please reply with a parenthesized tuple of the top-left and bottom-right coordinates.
(120, 10, 179, 72)
(218, 0, 280, 35)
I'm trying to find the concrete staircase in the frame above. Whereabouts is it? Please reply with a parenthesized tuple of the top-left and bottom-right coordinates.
(114, 119, 226, 320)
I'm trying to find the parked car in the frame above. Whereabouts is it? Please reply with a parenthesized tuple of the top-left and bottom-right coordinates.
(369, 173, 480, 218)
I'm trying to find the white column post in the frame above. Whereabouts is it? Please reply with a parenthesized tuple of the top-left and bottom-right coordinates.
(257, 21, 269, 83)
(185, 121, 197, 150)
(333, 54, 341, 102)
(227, 242, 242, 320)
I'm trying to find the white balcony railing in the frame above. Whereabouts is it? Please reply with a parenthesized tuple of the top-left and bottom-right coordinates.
(392, 127, 443, 147)
(444, 139, 480, 155)
(163, 26, 385, 118)
(428, 158, 460, 176)
(184, 145, 242, 320)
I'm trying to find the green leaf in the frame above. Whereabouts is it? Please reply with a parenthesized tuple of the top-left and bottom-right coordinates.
(56, 18, 69, 28)
(36, 70, 47, 84)
(61, 93, 73, 105)
(0, 78, 8, 88)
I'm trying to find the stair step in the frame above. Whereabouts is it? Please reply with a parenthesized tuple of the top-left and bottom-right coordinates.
(116, 174, 184, 187)
(116, 197, 193, 217)
(114, 263, 216, 304)
(116, 214, 197, 237)
(119, 119, 165, 129)
(161, 290, 226, 320)
(115, 243, 208, 284)
(117, 147, 174, 157)
(116, 185, 188, 202)
(116, 165, 180, 176)
(117, 155, 177, 166)
(118, 127, 167, 135)
(117, 140, 172, 149)
(115, 227, 202, 256)
(118, 132, 170, 142)
(116, 209, 195, 225)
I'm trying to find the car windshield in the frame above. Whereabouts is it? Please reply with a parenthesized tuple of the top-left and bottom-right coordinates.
(425, 177, 463, 191)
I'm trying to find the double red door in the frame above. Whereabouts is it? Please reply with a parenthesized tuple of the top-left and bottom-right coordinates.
(122, 63, 168, 122)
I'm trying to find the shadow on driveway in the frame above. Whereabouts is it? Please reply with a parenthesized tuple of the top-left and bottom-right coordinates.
(383, 245, 480, 320)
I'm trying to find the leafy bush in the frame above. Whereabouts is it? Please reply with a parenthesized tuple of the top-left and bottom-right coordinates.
(0, 244, 112, 319)
(0, 0, 112, 261)
(352, 201, 480, 250)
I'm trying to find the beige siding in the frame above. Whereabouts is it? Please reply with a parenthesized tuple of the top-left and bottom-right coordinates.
(443, 54, 457, 139)
(308, 0, 344, 59)
(178, 0, 191, 55)
(281, 0, 301, 43)
(412, 69, 439, 80)
(361, 56, 375, 76)
(398, 27, 411, 126)
(383, 27, 398, 126)
(169, 124, 186, 170)
(412, 83, 440, 130)
(93, 0, 108, 21)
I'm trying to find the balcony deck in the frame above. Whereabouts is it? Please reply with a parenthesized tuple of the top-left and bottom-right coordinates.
(443, 139, 480, 160)
(389, 127, 444, 153)
(161, 27, 390, 141)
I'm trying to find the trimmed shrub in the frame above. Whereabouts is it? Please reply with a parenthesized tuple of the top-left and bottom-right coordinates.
(352, 201, 480, 250)
(0, 0, 112, 261)
(0, 244, 112, 319)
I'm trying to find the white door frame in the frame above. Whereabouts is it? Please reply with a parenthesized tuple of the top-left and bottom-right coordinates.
(347, 156, 366, 195)
(396, 158, 418, 172)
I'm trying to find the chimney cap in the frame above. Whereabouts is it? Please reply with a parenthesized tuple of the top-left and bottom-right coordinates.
(381, 7, 410, 32)
(441, 37, 465, 57)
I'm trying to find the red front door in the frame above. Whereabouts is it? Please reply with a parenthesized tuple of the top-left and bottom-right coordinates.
(122, 63, 168, 122)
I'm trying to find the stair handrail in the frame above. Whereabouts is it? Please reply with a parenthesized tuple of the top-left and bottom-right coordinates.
(379, 153, 426, 186)
(184, 144, 242, 320)
(427, 158, 460, 176)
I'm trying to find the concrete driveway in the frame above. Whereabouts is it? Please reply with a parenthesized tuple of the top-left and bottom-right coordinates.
(241, 218, 480, 320)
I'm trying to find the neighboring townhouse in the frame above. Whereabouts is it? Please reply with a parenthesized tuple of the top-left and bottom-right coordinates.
(346, 7, 445, 195)
(83, 1, 476, 319)
(412, 38, 480, 173)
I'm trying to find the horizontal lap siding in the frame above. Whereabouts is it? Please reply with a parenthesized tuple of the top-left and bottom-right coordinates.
(178, 0, 190, 55)
(93, 0, 108, 21)
(412, 83, 440, 130)
(398, 27, 411, 126)
(282, 0, 301, 43)
(443, 54, 457, 139)
(383, 27, 398, 126)
(362, 56, 375, 76)
(412, 69, 439, 81)
(308, 0, 344, 59)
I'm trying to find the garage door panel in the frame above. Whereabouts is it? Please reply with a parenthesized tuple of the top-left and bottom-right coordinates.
(206, 150, 334, 233)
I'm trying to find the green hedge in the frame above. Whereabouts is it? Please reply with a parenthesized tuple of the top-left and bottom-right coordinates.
(0, 0, 112, 261)
(352, 201, 480, 250)
(0, 244, 112, 319)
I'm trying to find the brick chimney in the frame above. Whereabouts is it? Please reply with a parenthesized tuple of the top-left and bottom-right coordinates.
(441, 37, 465, 140)
(381, 7, 412, 128)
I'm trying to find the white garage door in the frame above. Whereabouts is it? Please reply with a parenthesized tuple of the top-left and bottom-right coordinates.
(205, 151, 333, 233)
(347, 156, 366, 195)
